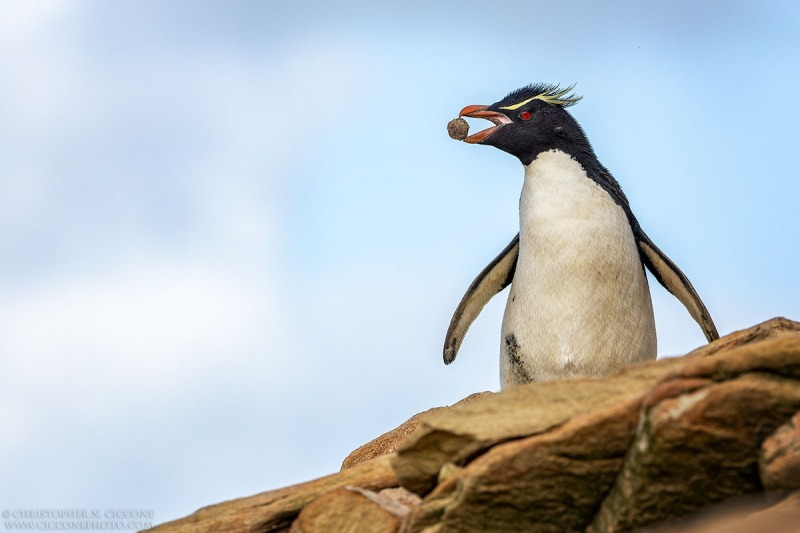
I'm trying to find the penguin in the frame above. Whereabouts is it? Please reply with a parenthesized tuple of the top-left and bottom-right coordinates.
(443, 83, 719, 389)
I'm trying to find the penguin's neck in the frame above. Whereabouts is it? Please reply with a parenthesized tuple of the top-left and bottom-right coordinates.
(519, 149, 618, 241)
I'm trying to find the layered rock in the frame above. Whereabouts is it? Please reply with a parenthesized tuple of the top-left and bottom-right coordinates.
(291, 487, 420, 533)
(146, 318, 800, 533)
(146, 456, 397, 532)
(760, 411, 800, 492)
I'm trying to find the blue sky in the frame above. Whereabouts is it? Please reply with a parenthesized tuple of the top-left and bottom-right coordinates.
(2, 0, 799, 526)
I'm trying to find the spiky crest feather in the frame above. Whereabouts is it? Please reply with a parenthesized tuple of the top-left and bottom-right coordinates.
(497, 83, 582, 110)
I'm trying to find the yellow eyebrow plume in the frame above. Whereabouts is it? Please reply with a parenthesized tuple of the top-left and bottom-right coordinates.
(499, 96, 538, 111)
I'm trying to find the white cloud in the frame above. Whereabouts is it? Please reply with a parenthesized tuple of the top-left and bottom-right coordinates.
(0, 0, 80, 129)
(0, 252, 292, 449)
(0, 0, 70, 38)
(0, 15, 370, 513)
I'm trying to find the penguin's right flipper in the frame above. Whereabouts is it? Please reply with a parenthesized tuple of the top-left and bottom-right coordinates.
(443, 234, 519, 364)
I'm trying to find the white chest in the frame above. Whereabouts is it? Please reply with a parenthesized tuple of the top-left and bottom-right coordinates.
(500, 150, 656, 387)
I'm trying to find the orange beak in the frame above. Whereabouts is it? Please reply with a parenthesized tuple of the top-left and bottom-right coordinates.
(458, 105, 512, 144)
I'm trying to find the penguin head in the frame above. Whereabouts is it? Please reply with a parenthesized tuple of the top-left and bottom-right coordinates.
(459, 84, 591, 166)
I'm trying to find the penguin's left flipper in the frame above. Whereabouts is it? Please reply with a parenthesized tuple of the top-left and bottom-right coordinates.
(635, 229, 719, 342)
(444, 234, 519, 364)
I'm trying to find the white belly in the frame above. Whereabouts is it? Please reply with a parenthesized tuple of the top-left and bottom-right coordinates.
(500, 150, 656, 388)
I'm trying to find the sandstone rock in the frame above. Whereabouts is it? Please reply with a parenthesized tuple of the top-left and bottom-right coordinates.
(145, 318, 800, 533)
(344, 318, 800, 478)
(404, 395, 644, 532)
(391, 318, 800, 497)
(393, 356, 693, 496)
(761, 411, 800, 492)
(144, 455, 398, 533)
(341, 393, 490, 470)
(290, 486, 420, 533)
(588, 336, 800, 532)
(682, 316, 800, 359)
(401, 332, 800, 532)
(646, 491, 800, 533)
(668, 332, 800, 382)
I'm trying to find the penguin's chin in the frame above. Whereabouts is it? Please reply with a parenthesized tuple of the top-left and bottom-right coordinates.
(458, 105, 512, 144)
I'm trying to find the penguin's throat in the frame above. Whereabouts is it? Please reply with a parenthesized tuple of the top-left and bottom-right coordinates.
(520, 150, 610, 229)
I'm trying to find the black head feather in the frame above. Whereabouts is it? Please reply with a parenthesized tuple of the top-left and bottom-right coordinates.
(479, 83, 636, 231)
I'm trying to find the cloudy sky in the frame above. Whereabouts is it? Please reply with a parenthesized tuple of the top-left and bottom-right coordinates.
(2, 0, 799, 526)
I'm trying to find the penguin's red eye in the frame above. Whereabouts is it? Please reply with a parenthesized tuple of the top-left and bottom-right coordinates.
(519, 111, 532, 121)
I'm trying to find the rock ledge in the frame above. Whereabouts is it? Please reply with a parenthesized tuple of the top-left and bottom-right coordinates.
(147, 318, 800, 532)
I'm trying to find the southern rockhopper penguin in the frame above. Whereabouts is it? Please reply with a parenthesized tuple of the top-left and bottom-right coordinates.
(444, 83, 719, 389)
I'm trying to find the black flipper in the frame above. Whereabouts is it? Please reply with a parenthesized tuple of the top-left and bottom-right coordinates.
(635, 229, 719, 342)
(444, 234, 519, 364)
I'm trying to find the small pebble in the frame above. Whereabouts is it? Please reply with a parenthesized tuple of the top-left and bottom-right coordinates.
(447, 118, 469, 141)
